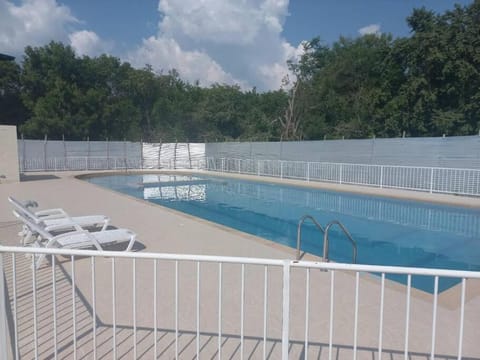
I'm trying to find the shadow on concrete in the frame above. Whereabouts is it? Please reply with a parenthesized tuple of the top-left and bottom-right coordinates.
(20, 174, 60, 182)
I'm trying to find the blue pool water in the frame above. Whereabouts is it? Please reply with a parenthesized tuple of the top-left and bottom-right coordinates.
(86, 174, 480, 293)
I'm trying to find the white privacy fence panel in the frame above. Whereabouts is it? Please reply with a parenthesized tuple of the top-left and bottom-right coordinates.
(205, 136, 480, 169)
(141, 142, 161, 169)
(16, 138, 480, 195)
(21, 157, 142, 171)
(1, 246, 479, 360)
(18, 140, 206, 172)
(141, 142, 205, 169)
(19, 139, 142, 172)
(206, 157, 480, 196)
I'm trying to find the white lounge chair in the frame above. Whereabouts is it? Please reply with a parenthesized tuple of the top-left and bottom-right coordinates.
(8, 196, 109, 244)
(13, 210, 137, 269)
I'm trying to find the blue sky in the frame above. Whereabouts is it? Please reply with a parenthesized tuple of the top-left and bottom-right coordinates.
(62, 0, 472, 48)
(0, 0, 472, 90)
(284, 0, 472, 44)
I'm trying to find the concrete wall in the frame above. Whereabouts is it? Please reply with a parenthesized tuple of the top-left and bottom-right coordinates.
(0, 125, 19, 183)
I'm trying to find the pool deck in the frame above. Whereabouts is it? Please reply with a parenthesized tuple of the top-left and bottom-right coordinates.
(0, 170, 479, 359)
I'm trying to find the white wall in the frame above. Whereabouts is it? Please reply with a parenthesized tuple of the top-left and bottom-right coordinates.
(0, 125, 20, 183)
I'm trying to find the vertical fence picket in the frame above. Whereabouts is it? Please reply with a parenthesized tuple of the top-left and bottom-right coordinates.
(72, 256, 77, 360)
(13, 254, 19, 360)
(240, 264, 245, 359)
(378, 273, 385, 360)
(175, 260, 179, 359)
(430, 276, 439, 360)
(91, 257, 96, 360)
(32, 256, 38, 359)
(154, 259, 158, 359)
(218, 263, 223, 360)
(263, 266, 268, 360)
(112, 258, 116, 359)
(457, 278, 466, 360)
(133, 258, 137, 359)
(304, 269, 310, 360)
(196, 261, 200, 359)
(281, 261, 290, 360)
(328, 270, 335, 360)
(0, 255, 8, 360)
(404, 275, 411, 359)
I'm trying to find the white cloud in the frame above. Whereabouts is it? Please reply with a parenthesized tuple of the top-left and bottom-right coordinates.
(0, 0, 77, 55)
(130, 36, 246, 87)
(158, 0, 261, 45)
(1, 0, 303, 91)
(358, 24, 381, 36)
(130, 0, 301, 91)
(69, 30, 112, 57)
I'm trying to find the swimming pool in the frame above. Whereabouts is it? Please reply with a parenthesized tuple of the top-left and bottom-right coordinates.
(86, 173, 480, 293)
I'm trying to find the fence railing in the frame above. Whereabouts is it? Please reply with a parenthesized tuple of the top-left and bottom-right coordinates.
(20, 156, 143, 172)
(0, 246, 479, 359)
(205, 157, 480, 196)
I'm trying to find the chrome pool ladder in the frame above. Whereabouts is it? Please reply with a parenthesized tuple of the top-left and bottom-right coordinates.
(296, 215, 357, 263)
(296, 215, 325, 260)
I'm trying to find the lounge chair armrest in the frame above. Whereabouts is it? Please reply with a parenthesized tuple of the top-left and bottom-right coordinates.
(36, 213, 69, 220)
(44, 219, 84, 232)
(35, 208, 68, 217)
(52, 228, 104, 250)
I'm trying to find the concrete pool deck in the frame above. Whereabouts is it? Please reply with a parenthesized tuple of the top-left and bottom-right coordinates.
(0, 170, 479, 359)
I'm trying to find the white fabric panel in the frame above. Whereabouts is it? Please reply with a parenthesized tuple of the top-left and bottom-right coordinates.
(141, 142, 205, 169)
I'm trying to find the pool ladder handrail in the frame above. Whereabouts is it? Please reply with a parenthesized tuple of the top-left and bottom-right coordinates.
(296, 215, 325, 260)
(296, 215, 357, 264)
(323, 220, 357, 264)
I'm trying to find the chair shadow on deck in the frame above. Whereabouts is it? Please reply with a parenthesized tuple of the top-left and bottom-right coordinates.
(3, 253, 479, 360)
(38, 239, 147, 269)
(20, 174, 60, 182)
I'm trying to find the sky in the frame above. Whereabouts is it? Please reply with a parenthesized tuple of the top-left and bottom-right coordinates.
(0, 0, 473, 91)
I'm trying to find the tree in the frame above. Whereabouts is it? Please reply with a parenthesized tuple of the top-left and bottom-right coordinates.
(20, 42, 83, 138)
(3, 1, 479, 142)
(0, 60, 27, 128)
(276, 76, 304, 140)
(393, 3, 480, 136)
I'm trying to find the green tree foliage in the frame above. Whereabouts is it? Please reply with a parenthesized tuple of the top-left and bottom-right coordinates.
(0, 60, 27, 127)
(0, 2, 478, 141)
(397, 3, 480, 136)
(293, 1, 480, 139)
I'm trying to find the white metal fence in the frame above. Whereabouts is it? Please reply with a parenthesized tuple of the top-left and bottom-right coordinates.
(0, 246, 479, 359)
(206, 157, 480, 196)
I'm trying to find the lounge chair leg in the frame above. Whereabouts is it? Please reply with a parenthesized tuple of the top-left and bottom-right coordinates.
(100, 219, 110, 231)
(125, 235, 136, 251)
(33, 253, 52, 270)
